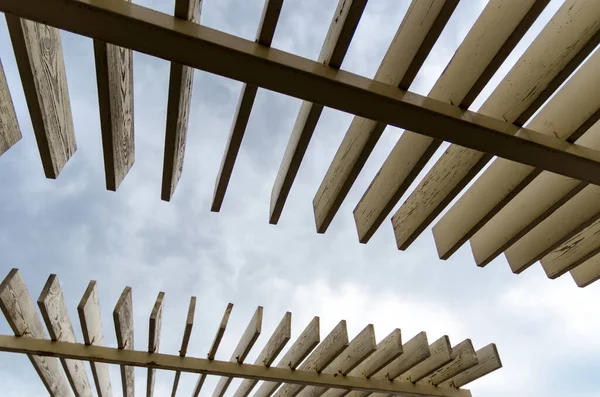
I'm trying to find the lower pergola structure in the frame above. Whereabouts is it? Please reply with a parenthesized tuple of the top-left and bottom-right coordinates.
(0, 269, 501, 397)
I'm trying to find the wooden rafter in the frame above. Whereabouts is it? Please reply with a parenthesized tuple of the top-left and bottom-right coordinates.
(0, 58, 21, 156)
(147, 291, 164, 397)
(114, 286, 134, 397)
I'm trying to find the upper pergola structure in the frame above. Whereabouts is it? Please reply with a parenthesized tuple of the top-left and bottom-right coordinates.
(1, 0, 600, 288)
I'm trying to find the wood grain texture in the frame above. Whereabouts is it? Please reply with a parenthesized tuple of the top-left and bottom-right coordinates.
(172, 296, 196, 396)
(161, 0, 202, 201)
(5, 15, 75, 178)
(114, 286, 134, 397)
(269, 0, 367, 224)
(78, 281, 113, 397)
(0, 269, 71, 396)
(313, 0, 458, 233)
(374, 331, 430, 381)
(420, 340, 478, 386)
(0, 58, 21, 155)
(354, 0, 548, 244)
(392, 0, 600, 251)
(212, 0, 283, 211)
(439, 344, 501, 388)
(571, 252, 600, 287)
(402, 336, 452, 383)
(147, 291, 164, 397)
(38, 275, 93, 397)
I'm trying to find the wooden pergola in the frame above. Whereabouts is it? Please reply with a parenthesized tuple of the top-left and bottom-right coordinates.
(0, 269, 501, 397)
(0, 4, 599, 284)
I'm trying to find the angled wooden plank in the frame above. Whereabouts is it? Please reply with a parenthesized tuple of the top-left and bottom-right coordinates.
(269, 0, 367, 223)
(402, 336, 452, 383)
(233, 311, 292, 397)
(147, 291, 164, 397)
(391, 0, 600, 251)
(5, 15, 75, 178)
(171, 296, 196, 396)
(212, 0, 283, 210)
(0, 58, 21, 155)
(114, 286, 134, 397)
(161, 0, 202, 201)
(0, 269, 71, 396)
(571, 252, 600, 287)
(38, 274, 93, 397)
(419, 340, 478, 386)
(354, 0, 549, 244)
(374, 331, 430, 381)
(78, 281, 113, 397)
(212, 306, 263, 397)
(439, 344, 501, 388)
(313, 0, 459, 233)
(254, 316, 320, 397)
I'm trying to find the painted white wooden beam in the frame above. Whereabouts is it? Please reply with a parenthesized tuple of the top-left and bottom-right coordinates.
(147, 291, 164, 397)
(0, 58, 21, 156)
(114, 286, 134, 397)
(171, 296, 196, 396)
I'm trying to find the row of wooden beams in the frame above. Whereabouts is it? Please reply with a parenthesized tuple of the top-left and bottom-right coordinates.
(312, 0, 458, 233)
(269, 0, 367, 224)
(421, 340, 478, 387)
(391, 0, 600, 252)
(114, 286, 135, 397)
(7, 0, 600, 191)
(147, 291, 164, 397)
(404, 336, 452, 383)
(212, 0, 283, 210)
(0, 58, 21, 155)
(354, 0, 549, 245)
(172, 296, 196, 395)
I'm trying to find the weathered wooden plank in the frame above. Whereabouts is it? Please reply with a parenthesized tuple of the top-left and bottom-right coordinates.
(391, 0, 600, 251)
(420, 340, 478, 386)
(354, 0, 549, 244)
(4, 15, 76, 178)
(0, 269, 71, 396)
(38, 274, 93, 397)
(269, 0, 367, 223)
(147, 291, 164, 397)
(233, 311, 292, 397)
(114, 286, 134, 397)
(212, 306, 263, 397)
(161, 0, 202, 200)
(212, 0, 283, 210)
(0, 58, 21, 155)
(78, 281, 113, 397)
(571, 252, 600, 287)
(439, 344, 501, 388)
(171, 296, 196, 396)
(374, 331, 430, 381)
(313, 0, 458, 233)
(254, 316, 320, 397)
(402, 336, 452, 383)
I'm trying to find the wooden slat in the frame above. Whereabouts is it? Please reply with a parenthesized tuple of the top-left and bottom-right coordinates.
(269, 0, 367, 223)
(391, 0, 600, 251)
(354, 0, 549, 244)
(0, 269, 71, 396)
(78, 281, 113, 397)
(147, 292, 164, 397)
(253, 316, 320, 397)
(439, 344, 501, 388)
(38, 274, 93, 397)
(212, 306, 263, 397)
(161, 0, 202, 201)
(171, 296, 196, 396)
(212, 0, 283, 210)
(374, 331, 430, 381)
(313, 0, 458, 233)
(571, 252, 600, 287)
(0, 58, 21, 155)
(4, 15, 76, 178)
(114, 286, 134, 397)
(273, 320, 349, 397)
(233, 311, 292, 397)
(420, 340, 478, 386)
(192, 302, 233, 397)
(402, 336, 452, 383)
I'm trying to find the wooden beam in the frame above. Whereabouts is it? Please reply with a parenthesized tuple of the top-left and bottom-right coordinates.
(0, 335, 473, 397)
(78, 281, 113, 397)
(313, 0, 458, 233)
(147, 291, 164, 397)
(212, 306, 263, 397)
(212, 0, 283, 211)
(4, 15, 76, 178)
(0, 58, 21, 156)
(233, 311, 292, 397)
(253, 316, 320, 397)
(391, 0, 600, 251)
(171, 296, 196, 396)
(38, 275, 93, 397)
(269, 0, 367, 223)
(403, 336, 452, 383)
(439, 344, 501, 388)
(0, 269, 71, 396)
(161, 0, 202, 201)
(374, 331, 430, 381)
(570, 253, 600, 288)
(114, 286, 134, 397)
(420, 340, 478, 387)
(354, 0, 549, 244)
(8, 1, 600, 189)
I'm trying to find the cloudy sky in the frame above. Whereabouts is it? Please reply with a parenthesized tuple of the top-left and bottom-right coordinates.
(1, 0, 599, 396)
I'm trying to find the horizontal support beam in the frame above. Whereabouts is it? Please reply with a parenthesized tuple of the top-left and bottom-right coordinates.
(0, 335, 471, 397)
(4, 0, 600, 185)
